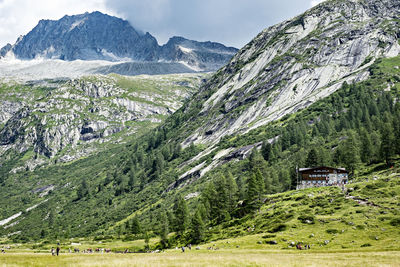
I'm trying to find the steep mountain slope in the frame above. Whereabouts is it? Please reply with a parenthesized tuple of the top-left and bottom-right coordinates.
(0, 12, 237, 74)
(0, 0, 399, 247)
(180, 0, 400, 148)
(0, 73, 205, 170)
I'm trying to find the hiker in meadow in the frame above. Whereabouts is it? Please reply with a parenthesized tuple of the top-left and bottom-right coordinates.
(181, 246, 185, 253)
(51, 248, 55, 256)
(56, 246, 60, 256)
(188, 244, 192, 250)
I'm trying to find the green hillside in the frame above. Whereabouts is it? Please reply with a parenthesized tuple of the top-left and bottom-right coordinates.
(0, 54, 399, 251)
(0, 73, 205, 170)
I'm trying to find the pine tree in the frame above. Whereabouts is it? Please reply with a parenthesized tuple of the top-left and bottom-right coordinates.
(159, 212, 169, 248)
(161, 145, 171, 161)
(394, 107, 400, 155)
(48, 209, 54, 227)
(281, 131, 291, 151)
(197, 203, 207, 222)
(264, 171, 272, 193)
(236, 175, 246, 201)
(225, 172, 239, 214)
(340, 131, 360, 174)
(139, 172, 147, 189)
(128, 169, 136, 190)
(246, 172, 263, 212)
(214, 175, 230, 222)
(144, 232, 150, 250)
(317, 145, 332, 167)
(173, 196, 189, 235)
(305, 148, 318, 167)
(104, 172, 112, 186)
(255, 169, 265, 202)
(370, 131, 381, 163)
(190, 208, 205, 244)
(261, 141, 272, 162)
(167, 211, 175, 229)
(248, 149, 265, 171)
(270, 169, 281, 193)
(337, 116, 350, 131)
(380, 123, 395, 164)
(311, 126, 320, 137)
(360, 127, 373, 164)
(151, 153, 164, 179)
(125, 221, 130, 234)
(279, 168, 291, 191)
(77, 180, 89, 199)
(201, 182, 217, 219)
(172, 144, 182, 159)
(130, 217, 141, 235)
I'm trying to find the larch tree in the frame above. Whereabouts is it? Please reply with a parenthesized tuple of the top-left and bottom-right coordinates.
(173, 195, 189, 235)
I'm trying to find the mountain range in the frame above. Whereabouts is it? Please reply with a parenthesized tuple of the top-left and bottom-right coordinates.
(0, 11, 237, 76)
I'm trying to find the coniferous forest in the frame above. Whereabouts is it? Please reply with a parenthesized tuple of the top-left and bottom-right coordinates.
(1, 56, 399, 249)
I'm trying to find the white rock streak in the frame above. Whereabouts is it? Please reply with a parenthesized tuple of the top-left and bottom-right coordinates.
(0, 199, 48, 227)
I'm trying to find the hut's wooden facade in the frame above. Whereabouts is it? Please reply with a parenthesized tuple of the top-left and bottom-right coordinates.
(297, 166, 349, 190)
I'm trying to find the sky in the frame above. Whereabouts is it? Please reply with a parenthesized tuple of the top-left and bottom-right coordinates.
(0, 0, 326, 49)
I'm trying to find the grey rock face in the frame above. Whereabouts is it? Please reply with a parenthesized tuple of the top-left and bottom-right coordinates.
(11, 11, 159, 61)
(182, 0, 400, 148)
(0, 44, 11, 57)
(0, 73, 205, 167)
(1, 12, 238, 72)
(160, 36, 239, 72)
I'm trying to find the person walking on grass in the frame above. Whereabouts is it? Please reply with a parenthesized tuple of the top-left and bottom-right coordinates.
(51, 248, 55, 256)
(56, 246, 60, 256)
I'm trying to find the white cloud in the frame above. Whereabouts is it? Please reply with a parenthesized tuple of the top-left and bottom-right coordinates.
(104, 0, 314, 48)
(0, 0, 319, 49)
(310, 0, 327, 7)
(0, 0, 110, 47)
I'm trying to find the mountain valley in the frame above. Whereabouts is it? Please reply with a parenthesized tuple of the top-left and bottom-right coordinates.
(0, 0, 399, 263)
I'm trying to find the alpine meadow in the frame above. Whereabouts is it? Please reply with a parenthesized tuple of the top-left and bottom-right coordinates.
(0, 0, 399, 266)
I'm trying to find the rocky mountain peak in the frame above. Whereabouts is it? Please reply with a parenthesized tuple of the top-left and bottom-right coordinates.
(0, 11, 238, 73)
(181, 0, 400, 148)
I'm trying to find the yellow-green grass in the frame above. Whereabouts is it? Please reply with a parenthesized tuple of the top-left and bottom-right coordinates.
(4, 239, 160, 254)
(201, 171, 400, 252)
(1, 250, 400, 267)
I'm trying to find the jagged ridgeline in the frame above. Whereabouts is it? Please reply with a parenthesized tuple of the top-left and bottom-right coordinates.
(0, 0, 400, 247)
(0, 11, 238, 75)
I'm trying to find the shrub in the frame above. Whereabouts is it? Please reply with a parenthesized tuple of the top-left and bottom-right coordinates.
(297, 214, 315, 224)
(294, 195, 305, 201)
(268, 224, 287, 233)
(262, 234, 276, 239)
(390, 217, 400, 226)
(326, 229, 339, 234)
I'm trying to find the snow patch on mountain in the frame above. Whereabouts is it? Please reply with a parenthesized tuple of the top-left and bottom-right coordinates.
(0, 57, 121, 81)
(178, 46, 193, 54)
(69, 18, 87, 31)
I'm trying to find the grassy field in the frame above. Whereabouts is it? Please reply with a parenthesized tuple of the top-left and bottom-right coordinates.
(1, 250, 400, 267)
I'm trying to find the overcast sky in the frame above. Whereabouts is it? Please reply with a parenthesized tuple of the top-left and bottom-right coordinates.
(0, 0, 326, 49)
